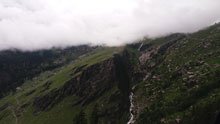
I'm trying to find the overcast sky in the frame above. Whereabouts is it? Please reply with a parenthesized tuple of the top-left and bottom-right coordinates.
(0, 0, 220, 50)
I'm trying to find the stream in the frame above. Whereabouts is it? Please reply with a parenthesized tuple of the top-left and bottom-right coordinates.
(127, 92, 135, 124)
(127, 43, 143, 124)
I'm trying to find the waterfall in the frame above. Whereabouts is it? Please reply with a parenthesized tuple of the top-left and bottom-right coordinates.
(127, 92, 135, 124)
(138, 43, 144, 51)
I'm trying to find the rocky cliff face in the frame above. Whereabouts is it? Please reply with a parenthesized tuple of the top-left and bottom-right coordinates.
(33, 51, 132, 123)
(33, 59, 115, 110)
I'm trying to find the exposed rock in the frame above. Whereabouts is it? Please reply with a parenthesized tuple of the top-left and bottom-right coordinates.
(160, 118, 166, 123)
(72, 64, 87, 74)
(0, 103, 8, 112)
(16, 87, 22, 91)
(25, 89, 36, 96)
(187, 71, 194, 75)
(143, 73, 151, 81)
(33, 59, 116, 112)
(175, 118, 181, 124)
(139, 47, 158, 65)
(33, 52, 132, 123)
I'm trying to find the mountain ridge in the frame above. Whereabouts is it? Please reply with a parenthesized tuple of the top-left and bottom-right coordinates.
(0, 23, 219, 124)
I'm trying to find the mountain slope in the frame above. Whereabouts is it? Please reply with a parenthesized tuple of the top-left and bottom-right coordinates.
(0, 45, 94, 97)
(0, 23, 219, 124)
(131, 23, 220, 124)
(0, 47, 131, 124)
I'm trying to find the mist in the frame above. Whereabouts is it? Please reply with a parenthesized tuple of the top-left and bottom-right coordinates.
(0, 0, 220, 50)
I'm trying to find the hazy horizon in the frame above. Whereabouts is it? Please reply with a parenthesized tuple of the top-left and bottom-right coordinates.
(0, 0, 220, 51)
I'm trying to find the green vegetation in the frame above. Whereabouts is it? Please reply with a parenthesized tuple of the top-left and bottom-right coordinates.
(0, 23, 219, 124)
(0, 47, 123, 124)
(135, 23, 220, 124)
(73, 110, 87, 124)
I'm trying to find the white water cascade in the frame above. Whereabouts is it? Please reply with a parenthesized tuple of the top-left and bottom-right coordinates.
(127, 92, 135, 124)
(128, 43, 142, 124)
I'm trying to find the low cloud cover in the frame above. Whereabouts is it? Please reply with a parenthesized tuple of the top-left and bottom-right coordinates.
(0, 0, 220, 50)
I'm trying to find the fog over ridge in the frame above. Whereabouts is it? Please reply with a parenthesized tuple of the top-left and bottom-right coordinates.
(0, 0, 220, 50)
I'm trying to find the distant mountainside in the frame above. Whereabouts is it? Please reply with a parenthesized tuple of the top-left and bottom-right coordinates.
(0, 45, 94, 97)
(0, 23, 219, 124)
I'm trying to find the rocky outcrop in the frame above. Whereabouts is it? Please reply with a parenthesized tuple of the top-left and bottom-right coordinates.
(33, 59, 116, 112)
(33, 52, 132, 119)
(32, 50, 136, 124)
(0, 103, 8, 112)
(157, 33, 185, 54)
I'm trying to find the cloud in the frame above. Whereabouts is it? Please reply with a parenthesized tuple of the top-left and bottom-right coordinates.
(0, 0, 219, 50)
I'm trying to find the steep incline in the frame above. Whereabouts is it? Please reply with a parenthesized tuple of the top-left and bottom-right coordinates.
(0, 47, 133, 124)
(130, 23, 220, 124)
(0, 23, 219, 124)
(0, 45, 94, 97)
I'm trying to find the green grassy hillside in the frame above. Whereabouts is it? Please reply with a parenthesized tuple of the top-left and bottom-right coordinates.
(133, 23, 220, 124)
(0, 47, 127, 124)
(0, 23, 219, 124)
